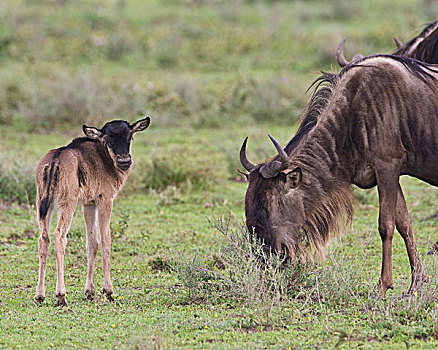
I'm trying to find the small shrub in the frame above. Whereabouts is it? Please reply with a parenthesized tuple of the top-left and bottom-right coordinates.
(224, 76, 298, 124)
(148, 256, 173, 273)
(132, 155, 214, 192)
(317, 249, 364, 307)
(0, 157, 36, 204)
(176, 217, 309, 323)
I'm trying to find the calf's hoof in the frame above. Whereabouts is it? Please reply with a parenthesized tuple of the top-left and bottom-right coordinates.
(34, 295, 45, 304)
(56, 293, 68, 307)
(85, 285, 95, 301)
(103, 288, 115, 302)
(85, 291, 95, 301)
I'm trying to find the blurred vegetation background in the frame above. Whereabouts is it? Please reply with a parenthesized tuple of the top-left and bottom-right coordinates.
(0, 0, 436, 132)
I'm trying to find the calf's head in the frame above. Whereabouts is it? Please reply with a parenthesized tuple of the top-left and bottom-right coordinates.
(83, 117, 150, 171)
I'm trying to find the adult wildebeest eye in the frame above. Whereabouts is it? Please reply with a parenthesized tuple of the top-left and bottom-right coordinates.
(286, 168, 302, 189)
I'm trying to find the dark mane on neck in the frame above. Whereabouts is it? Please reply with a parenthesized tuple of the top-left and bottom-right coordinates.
(284, 72, 340, 155)
(341, 54, 438, 84)
(393, 20, 438, 63)
(284, 54, 438, 157)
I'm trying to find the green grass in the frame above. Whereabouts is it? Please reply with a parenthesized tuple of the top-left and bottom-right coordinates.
(1, 0, 438, 349)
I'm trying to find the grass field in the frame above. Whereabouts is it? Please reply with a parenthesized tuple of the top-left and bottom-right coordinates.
(1, 0, 438, 349)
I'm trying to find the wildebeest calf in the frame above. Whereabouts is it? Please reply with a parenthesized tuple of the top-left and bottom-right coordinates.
(34, 117, 150, 306)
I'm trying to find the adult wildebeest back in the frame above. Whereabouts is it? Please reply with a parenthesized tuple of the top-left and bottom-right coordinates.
(336, 20, 438, 67)
(35, 117, 150, 306)
(240, 55, 438, 299)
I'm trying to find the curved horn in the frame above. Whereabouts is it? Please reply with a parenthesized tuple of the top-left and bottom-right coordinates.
(259, 134, 291, 178)
(352, 53, 364, 62)
(240, 137, 255, 172)
(336, 38, 350, 67)
(394, 36, 403, 49)
(268, 134, 290, 169)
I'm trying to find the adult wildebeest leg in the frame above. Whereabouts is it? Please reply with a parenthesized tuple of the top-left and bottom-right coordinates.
(98, 199, 114, 301)
(35, 207, 52, 303)
(376, 166, 400, 299)
(83, 204, 98, 300)
(395, 185, 426, 294)
(54, 206, 75, 307)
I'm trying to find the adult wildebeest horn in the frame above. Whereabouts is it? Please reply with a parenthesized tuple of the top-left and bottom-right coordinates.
(394, 36, 403, 49)
(259, 134, 291, 178)
(336, 38, 364, 67)
(336, 38, 350, 67)
(240, 137, 255, 172)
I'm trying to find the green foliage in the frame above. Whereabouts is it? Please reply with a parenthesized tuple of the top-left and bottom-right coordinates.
(177, 217, 310, 323)
(0, 156, 36, 204)
(139, 158, 209, 191)
(0, 0, 430, 131)
(1, 0, 438, 348)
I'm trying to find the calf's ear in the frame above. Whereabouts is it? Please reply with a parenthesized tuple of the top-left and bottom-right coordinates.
(83, 125, 103, 139)
(131, 116, 150, 133)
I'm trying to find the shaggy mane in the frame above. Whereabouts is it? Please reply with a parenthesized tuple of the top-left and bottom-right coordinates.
(393, 20, 438, 63)
(284, 72, 339, 155)
(300, 181, 354, 261)
(284, 54, 438, 157)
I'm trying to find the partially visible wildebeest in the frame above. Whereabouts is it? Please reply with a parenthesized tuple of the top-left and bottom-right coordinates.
(240, 55, 438, 299)
(336, 20, 438, 67)
(34, 117, 150, 306)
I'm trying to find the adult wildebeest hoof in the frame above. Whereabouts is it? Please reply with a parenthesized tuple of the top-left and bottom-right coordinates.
(56, 294, 68, 307)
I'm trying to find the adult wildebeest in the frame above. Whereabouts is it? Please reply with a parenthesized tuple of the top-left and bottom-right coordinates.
(336, 20, 438, 67)
(34, 117, 150, 306)
(240, 55, 438, 299)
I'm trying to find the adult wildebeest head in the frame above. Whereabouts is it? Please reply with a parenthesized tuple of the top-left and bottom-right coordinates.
(240, 55, 438, 298)
(241, 133, 352, 262)
(83, 118, 150, 171)
(336, 20, 438, 67)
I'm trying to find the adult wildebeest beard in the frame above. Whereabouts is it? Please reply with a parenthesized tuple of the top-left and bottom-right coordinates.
(336, 20, 438, 67)
(240, 54, 438, 299)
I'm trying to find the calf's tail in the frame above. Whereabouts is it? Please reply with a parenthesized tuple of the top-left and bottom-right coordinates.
(38, 160, 60, 220)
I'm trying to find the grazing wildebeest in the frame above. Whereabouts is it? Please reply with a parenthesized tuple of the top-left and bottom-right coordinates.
(34, 117, 150, 306)
(336, 20, 438, 67)
(240, 55, 438, 299)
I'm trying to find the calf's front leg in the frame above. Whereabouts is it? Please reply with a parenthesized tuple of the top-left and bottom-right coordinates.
(98, 199, 115, 301)
(83, 204, 98, 300)
(54, 206, 75, 307)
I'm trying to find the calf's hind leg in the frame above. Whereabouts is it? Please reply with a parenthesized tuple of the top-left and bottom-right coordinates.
(83, 204, 98, 300)
(53, 205, 75, 307)
(35, 207, 52, 303)
(395, 185, 426, 294)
